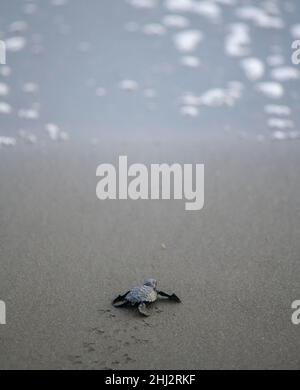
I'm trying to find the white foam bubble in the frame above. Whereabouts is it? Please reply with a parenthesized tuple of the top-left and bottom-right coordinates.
(0, 66, 11, 77)
(291, 24, 300, 38)
(264, 105, 291, 116)
(164, 0, 194, 12)
(0, 136, 16, 147)
(18, 108, 39, 120)
(240, 57, 265, 81)
(128, 0, 157, 8)
(271, 130, 287, 140)
(180, 56, 201, 68)
(165, 0, 222, 21)
(19, 130, 37, 144)
(205, 89, 231, 106)
(236, 6, 284, 29)
(173, 30, 203, 52)
(225, 23, 251, 57)
(180, 105, 199, 117)
(181, 83, 243, 108)
(256, 82, 284, 99)
(45, 123, 69, 141)
(192, 1, 221, 22)
(9, 21, 28, 33)
(199, 88, 231, 107)
(266, 54, 285, 67)
(46, 124, 59, 141)
(96, 87, 107, 97)
(0, 102, 12, 114)
(119, 79, 139, 91)
(201, 88, 240, 107)
(22, 82, 39, 94)
(271, 130, 299, 141)
(5, 36, 27, 52)
(0, 83, 10, 96)
(142, 23, 166, 36)
(202, 84, 242, 107)
(181, 93, 201, 106)
(270, 67, 300, 81)
(268, 118, 294, 129)
(163, 14, 190, 29)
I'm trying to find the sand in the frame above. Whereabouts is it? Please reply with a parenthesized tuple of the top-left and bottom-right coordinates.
(0, 132, 300, 370)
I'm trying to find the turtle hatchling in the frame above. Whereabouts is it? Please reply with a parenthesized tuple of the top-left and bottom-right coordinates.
(112, 278, 181, 316)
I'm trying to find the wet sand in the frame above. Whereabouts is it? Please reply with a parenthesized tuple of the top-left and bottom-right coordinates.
(0, 132, 300, 369)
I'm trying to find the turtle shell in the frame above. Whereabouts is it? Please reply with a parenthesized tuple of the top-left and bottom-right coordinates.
(126, 285, 158, 304)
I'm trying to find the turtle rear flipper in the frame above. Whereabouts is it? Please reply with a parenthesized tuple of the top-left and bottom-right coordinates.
(112, 291, 130, 305)
(138, 303, 151, 317)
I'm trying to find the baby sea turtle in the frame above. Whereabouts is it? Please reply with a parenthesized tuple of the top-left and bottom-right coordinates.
(112, 278, 181, 316)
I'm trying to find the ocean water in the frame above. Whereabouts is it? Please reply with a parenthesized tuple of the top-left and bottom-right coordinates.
(0, 0, 300, 146)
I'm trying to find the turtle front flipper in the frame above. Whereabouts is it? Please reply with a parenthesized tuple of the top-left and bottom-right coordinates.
(158, 291, 181, 303)
(138, 303, 151, 317)
(169, 293, 181, 303)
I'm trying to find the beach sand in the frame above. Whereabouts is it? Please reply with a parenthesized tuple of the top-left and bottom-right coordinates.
(1, 132, 300, 369)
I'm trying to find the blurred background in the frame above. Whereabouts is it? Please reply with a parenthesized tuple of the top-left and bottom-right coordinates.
(0, 0, 299, 142)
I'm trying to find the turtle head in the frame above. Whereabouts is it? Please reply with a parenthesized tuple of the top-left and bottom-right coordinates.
(143, 278, 157, 289)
